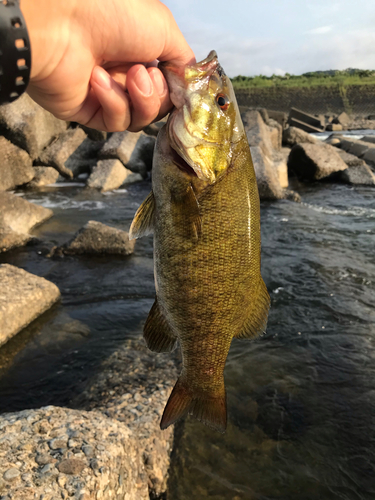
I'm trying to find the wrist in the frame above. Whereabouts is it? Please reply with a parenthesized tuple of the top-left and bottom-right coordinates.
(20, 0, 77, 82)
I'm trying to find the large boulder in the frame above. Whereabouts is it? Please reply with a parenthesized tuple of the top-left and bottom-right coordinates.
(288, 143, 348, 181)
(0, 191, 52, 234)
(0, 93, 67, 160)
(333, 111, 350, 127)
(87, 159, 141, 192)
(243, 110, 296, 198)
(0, 224, 33, 253)
(27, 166, 60, 187)
(250, 146, 284, 199)
(38, 128, 101, 179)
(60, 220, 135, 256)
(282, 126, 317, 147)
(0, 264, 60, 345)
(336, 149, 367, 168)
(0, 136, 34, 190)
(99, 131, 155, 176)
(336, 165, 375, 186)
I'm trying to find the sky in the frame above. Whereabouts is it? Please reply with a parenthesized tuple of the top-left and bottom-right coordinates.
(163, 0, 375, 77)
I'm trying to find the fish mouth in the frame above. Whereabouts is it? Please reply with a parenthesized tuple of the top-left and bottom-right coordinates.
(170, 147, 197, 177)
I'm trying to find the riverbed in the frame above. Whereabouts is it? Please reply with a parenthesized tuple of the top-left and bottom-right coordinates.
(0, 179, 374, 500)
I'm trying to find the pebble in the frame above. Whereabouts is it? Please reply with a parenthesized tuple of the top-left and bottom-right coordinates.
(3, 468, 20, 482)
(82, 445, 94, 457)
(49, 438, 68, 450)
(57, 459, 86, 475)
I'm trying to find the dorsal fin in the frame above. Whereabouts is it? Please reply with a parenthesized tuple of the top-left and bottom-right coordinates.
(234, 278, 270, 339)
(144, 298, 177, 353)
(129, 191, 155, 240)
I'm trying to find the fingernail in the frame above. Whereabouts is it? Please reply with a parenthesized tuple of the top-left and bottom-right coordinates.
(133, 66, 152, 96)
(94, 67, 112, 90)
(151, 70, 167, 96)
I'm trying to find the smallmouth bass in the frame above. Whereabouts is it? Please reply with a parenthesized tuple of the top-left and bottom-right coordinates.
(130, 51, 270, 433)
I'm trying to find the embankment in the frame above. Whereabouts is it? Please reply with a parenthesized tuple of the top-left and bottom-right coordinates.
(235, 84, 375, 117)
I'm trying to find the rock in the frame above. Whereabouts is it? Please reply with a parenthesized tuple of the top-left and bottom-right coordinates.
(336, 165, 375, 186)
(0, 191, 52, 233)
(143, 119, 167, 137)
(326, 137, 341, 146)
(87, 159, 130, 192)
(361, 135, 375, 145)
(326, 123, 343, 131)
(267, 110, 288, 129)
(38, 128, 100, 179)
(268, 119, 282, 151)
(333, 111, 350, 127)
(99, 130, 141, 164)
(99, 131, 155, 176)
(282, 126, 317, 147)
(0, 93, 67, 159)
(0, 136, 34, 190)
(3, 468, 20, 482)
(242, 109, 273, 158)
(61, 221, 135, 256)
(57, 459, 86, 475)
(338, 138, 371, 158)
(126, 134, 156, 177)
(0, 224, 33, 253)
(288, 143, 348, 181)
(336, 149, 367, 168)
(0, 264, 60, 346)
(288, 107, 324, 133)
(361, 148, 375, 167)
(27, 166, 59, 187)
(79, 125, 107, 142)
(250, 146, 284, 199)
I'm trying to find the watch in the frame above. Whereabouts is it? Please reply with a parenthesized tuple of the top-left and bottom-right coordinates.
(0, 0, 31, 104)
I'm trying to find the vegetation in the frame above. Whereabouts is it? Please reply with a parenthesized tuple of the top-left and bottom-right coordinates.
(231, 69, 375, 90)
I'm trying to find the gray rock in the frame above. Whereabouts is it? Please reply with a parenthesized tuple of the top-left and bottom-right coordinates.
(337, 165, 375, 185)
(267, 110, 288, 129)
(39, 128, 100, 179)
(333, 111, 350, 127)
(0, 136, 34, 190)
(288, 143, 348, 181)
(61, 221, 135, 256)
(243, 110, 293, 198)
(57, 459, 86, 475)
(87, 159, 130, 192)
(27, 166, 59, 187)
(99, 130, 141, 164)
(336, 149, 367, 168)
(3, 468, 20, 482)
(0, 264, 60, 346)
(250, 146, 284, 199)
(0, 224, 33, 253)
(0, 191, 52, 233)
(326, 123, 343, 131)
(282, 126, 317, 147)
(338, 138, 371, 158)
(126, 134, 156, 177)
(0, 93, 67, 159)
(79, 125, 107, 141)
(268, 119, 282, 151)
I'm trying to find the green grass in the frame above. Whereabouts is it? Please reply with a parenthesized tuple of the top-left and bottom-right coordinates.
(231, 69, 375, 90)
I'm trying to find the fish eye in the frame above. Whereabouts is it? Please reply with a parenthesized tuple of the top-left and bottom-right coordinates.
(216, 93, 229, 110)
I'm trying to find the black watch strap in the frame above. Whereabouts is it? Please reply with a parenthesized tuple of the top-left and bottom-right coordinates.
(0, 0, 31, 104)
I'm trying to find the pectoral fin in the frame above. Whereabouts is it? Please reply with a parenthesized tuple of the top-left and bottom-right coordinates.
(172, 184, 202, 241)
(129, 191, 155, 240)
(234, 278, 270, 339)
(144, 298, 177, 353)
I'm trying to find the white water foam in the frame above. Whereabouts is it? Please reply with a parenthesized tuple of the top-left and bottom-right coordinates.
(302, 202, 375, 218)
(26, 195, 107, 211)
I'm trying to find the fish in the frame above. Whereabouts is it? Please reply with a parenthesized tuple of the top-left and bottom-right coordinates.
(129, 50, 270, 433)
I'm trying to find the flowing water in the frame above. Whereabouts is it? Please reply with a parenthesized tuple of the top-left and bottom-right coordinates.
(0, 178, 374, 500)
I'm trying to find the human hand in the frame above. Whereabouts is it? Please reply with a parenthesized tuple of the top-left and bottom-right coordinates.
(21, 0, 195, 132)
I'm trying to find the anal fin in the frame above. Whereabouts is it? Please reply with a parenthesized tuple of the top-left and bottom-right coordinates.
(129, 191, 155, 240)
(234, 278, 270, 339)
(144, 298, 177, 353)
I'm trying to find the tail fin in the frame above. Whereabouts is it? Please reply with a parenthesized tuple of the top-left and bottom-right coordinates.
(160, 375, 227, 433)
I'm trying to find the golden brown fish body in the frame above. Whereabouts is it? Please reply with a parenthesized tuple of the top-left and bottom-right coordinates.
(130, 51, 270, 432)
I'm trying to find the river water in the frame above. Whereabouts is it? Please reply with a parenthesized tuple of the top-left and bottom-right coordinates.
(0, 177, 374, 500)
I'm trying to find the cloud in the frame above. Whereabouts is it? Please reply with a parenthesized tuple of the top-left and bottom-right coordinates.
(306, 26, 333, 35)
